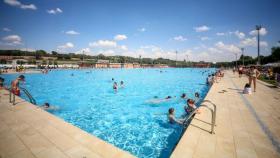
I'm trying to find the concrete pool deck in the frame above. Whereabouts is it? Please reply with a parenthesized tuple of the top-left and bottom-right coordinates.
(0, 90, 134, 158)
(171, 71, 280, 158)
(1, 70, 280, 158)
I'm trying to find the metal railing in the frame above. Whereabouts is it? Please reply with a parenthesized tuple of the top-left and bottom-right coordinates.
(20, 87, 36, 105)
(201, 100, 217, 127)
(9, 87, 36, 105)
(182, 100, 217, 134)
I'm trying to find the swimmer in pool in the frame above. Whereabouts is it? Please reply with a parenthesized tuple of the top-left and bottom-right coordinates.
(147, 96, 173, 104)
(113, 82, 118, 92)
(40, 103, 59, 111)
(165, 96, 172, 99)
(168, 108, 184, 125)
(120, 81, 124, 88)
(184, 99, 201, 114)
(194, 92, 200, 103)
(181, 93, 187, 99)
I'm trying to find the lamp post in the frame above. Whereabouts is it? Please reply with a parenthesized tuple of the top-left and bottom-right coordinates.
(241, 48, 244, 66)
(256, 25, 262, 65)
(139, 55, 142, 66)
(175, 51, 178, 67)
(235, 53, 238, 68)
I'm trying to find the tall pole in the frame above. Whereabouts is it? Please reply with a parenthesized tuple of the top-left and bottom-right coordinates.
(235, 53, 237, 68)
(241, 48, 244, 66)
(139, 55, 142, 66)
(256, 25, 262, 65)
(82, 50, 85, 61)
(175, 51, 178, 67)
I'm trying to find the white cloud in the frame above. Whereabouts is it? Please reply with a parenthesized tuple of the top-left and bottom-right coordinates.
(2, 35, 22, 45)
(200, 36, 210, 41)
(89, 40, 117, 48)
(58, 42, 74, 49)
(65, 30, 80, 35)
(75, 48, 92, 55)
(3, 28, 11, 32)
(197, 52, 209, 58)
(118, 45, 128, 51)
(4, 0, 37, 10)
(215, 41, 241, 54)
(216, 32, 225, 36)
(173, 35, 187, 41)
(240, 37, 268, 47)
(208, 47, 222, 54)
(114, 34, 127, 41)
(19, 48, 36, 52)
(194, 25, 210, 32)
(47, 8, 63, 14)
(249, 27, 267, 36)
(138, 28, 146, 32)
(234, 31, 245, 39)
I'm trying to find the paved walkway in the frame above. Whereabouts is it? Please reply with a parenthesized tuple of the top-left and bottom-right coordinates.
(0, 90, 134, 158)
(172, 71, 280, 158)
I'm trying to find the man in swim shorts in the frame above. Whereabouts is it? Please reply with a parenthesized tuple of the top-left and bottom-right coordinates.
(11, 75, 25, 96)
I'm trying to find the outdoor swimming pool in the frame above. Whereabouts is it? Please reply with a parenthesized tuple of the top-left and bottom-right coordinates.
(2, 68, 215, 158)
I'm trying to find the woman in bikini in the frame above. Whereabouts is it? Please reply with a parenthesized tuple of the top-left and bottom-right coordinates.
(248, 66, 260, 92)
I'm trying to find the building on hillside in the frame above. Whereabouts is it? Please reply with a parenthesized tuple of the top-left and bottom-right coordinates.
(141, 64, 153, 68)
(154, 64, 169, 68)
(95, 60, 109, 68)
(133, 63, 141, 68)
(109, 63, 122, 68)
(194, 61, 210, 68)
(122, 63, 134, 68)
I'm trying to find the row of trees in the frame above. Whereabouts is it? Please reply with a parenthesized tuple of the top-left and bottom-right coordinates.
(1, 46, 279, 67)
(0, 50, 195, 67)
(216, 47, 280, 67)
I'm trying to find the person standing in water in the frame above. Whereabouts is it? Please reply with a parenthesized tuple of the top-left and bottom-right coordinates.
(168, 108, 184, 125)
(11, 75, 25, 96)
(113, 82, 118, 92)
(248, 66, 260, 92)
(120, 81, 124, 88)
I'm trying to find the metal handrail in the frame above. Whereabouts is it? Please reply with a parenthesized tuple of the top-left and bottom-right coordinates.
(20, 87, 36, 105)
(201, 100, 217, 126)
(9, 87, 36, 105)
(182, 104, 216, 134)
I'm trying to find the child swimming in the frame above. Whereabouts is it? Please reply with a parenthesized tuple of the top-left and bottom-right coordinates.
(40, 103, 59, 111)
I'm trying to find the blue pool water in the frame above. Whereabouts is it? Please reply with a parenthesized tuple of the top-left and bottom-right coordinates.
(1, 68, 215, 158)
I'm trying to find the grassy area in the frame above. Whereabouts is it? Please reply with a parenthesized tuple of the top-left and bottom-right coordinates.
(259, 75, 278, 86)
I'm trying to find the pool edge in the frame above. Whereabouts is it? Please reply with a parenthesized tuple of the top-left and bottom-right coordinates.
(0, 89, 135, 158)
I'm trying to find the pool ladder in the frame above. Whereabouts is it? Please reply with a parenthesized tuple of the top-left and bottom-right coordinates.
(182, 100, 217, 134)
(9, 87, 37, 105)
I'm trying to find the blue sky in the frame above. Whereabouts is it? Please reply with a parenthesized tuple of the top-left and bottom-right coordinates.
(0, 0, 279, 62)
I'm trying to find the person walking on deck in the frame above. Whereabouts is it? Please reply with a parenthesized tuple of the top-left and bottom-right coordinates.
(248, 66, 260, 92)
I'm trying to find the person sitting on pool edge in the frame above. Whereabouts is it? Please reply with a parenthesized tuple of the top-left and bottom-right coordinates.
(11, 75, 25, 96)
(168, 108, 184, 125)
